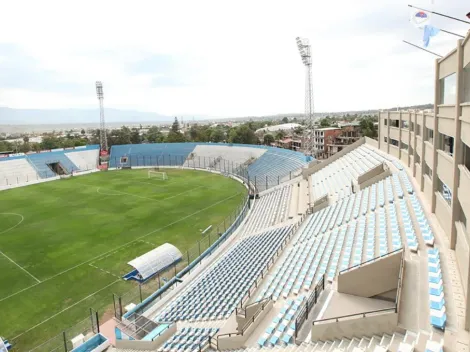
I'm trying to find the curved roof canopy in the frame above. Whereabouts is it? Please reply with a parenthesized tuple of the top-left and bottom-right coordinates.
(128, 243, 182, 280)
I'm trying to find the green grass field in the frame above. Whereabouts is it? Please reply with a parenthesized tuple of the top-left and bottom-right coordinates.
(0, 169, 247, 351)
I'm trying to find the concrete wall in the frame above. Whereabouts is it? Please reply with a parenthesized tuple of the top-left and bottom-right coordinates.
(424, 176, 433, 205)
(217, 300, 273, 350)
(455, 223, 469, 297)
(435, 193, 452, 237)
(302, 138, 365, 178)
(236, 299, 273, 328)
(436, 151, 454, 189)
(358, 168, 392, 191)
(357, 163, 386, 185)
(310, 311, 398, 342)
(390, 145, 399, 158)
(116, 323, 176, 350)
(337, 250, 402, 298)
(364, 137, 378, 148)
(400, 150, 409, 165)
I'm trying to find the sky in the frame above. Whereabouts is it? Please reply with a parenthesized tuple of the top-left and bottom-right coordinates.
(0, 0, 469, 120)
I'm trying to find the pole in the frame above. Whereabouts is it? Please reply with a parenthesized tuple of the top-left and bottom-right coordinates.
(63, 331, 67, 352)
(402, 40, 442, 58)
(408, 4, 470, 25)
(95, 311, 100, 333)
(139, 284, 143, 303)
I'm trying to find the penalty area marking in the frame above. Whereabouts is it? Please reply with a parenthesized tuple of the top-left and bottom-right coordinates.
(0, 213, 40, 284)
(0, 192, 242, 303)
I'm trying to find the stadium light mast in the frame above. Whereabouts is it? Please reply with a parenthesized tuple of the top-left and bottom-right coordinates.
(295, 37, 314, 156)
(95, 81, 108, 152)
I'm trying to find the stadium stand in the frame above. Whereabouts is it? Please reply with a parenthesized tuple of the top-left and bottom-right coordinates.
(158, 327, 219, 352)
(108, 143, 309, 191)
(156, 225, 294, 322)
(64, 145, 99, 172)
(310, 145, 384, 200)
(27, 150, 80, 176)
(240, 184, 293, 237)
(0, 157, 40, 187)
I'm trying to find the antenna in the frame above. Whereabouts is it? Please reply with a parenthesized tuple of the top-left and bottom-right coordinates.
(95, 81, 108, 151)
(296, 37, 314, 156)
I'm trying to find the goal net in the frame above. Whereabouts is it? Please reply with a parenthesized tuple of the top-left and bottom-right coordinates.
(148, 170, 168, 180)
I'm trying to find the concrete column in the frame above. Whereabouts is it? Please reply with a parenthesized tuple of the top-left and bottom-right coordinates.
(387, 111, 391, 155)
(431, 58, 440, 212)
(450, 39, 464, 250)
(408, 112, 412, 168)
(398, 111, 402, 160)
(413, 112, 418, 176)
(421, 113, 426, 192)
(378, 112, 382, 150)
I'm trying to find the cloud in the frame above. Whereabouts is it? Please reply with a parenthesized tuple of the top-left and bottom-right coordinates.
(0, 0, 468, 120)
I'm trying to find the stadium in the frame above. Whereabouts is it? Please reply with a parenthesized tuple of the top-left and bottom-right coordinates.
(1, 30, 470, 352)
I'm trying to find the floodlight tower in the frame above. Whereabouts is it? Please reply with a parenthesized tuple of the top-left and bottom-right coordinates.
(95, 81, 108, 152)
(296, 37, 314, 156)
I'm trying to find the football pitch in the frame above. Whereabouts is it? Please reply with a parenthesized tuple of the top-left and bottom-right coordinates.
(0, 169, 247, 351)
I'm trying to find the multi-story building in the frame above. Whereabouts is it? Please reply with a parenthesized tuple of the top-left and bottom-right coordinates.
(313, 125, 362, 159)
(379, 33, 470, 330)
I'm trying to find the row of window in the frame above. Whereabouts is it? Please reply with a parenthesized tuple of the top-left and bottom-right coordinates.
(439, 62, 470, 104)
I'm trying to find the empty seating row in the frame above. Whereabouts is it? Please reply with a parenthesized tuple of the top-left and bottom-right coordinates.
(399, 171, 414, 194)
(158, 327, 218, 352)
(157, 226, 293, 321)
(428, 249, 447, 330)
(258, 295, 305, 347)
(409, 194, 435, 246)
(391, 173, 404, 199)
(0, 157, 41, 187)
(397, 199, 419, 252)
(241, 185, 292, 237)
(310, 145, 383, 200)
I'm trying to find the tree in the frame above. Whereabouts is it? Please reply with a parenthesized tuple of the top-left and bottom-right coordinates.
(167, 117, 186, 142)
(210, 128, 225, 143)
(23, 136, 29, 143)
(294, 126, 304, 135)
(81, 129, 86, 135)
(263, 134, 275, 145)
(228, 125, 258, 144)
(146, 126, 165, 143)
(359, 117, 378, 139)
(275, 130, 286, 140)
(320, 118, 332, 128)
(281, 117, 289, 124)
(130, 128, 141, 144)
(41, 136, 62, 150)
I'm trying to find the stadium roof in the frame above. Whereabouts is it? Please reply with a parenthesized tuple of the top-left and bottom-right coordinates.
(128, 243, 182, 280)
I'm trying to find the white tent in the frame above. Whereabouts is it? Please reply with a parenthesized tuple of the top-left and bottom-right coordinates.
(128, 243, 182, 280)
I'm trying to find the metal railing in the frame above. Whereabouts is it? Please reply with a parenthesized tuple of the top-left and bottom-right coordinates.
(294, 274, 325, 338)
(312, 307, 397, 325)
(312, 249, 405, 328)
(215, 296, 272, 349)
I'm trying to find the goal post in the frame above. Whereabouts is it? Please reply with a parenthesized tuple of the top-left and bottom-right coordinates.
(148, 170, 168, 180)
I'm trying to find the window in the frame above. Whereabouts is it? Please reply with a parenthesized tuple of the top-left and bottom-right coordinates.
(439, 73, 456, 104)
(401, 142, 408, 151)
(384, 119, 388, 126)
(384, 137, 388, 143)
(438, 177, 452, 206)
(426, 128, 434, 144)
(416, 124, 421, 136)
(409, 145, 414, 156)
(401, 120, 409, 129)
(463, 62, 470, 103)
(390, 139, 399, 147)
(424, 162, 433, 178)
(438, 133, 454, 156)
(462, 142, 470, 173)
(410, 122, 415, 132)
(415, 153, 421, 165)
(391, 120, 399, 128)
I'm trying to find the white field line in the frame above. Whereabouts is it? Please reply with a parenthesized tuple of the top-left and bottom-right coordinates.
(11, 279, 121, 341)
(0, 213, 40, 283)
(96, 184, 206, 202)
(0, 192, 242, 303)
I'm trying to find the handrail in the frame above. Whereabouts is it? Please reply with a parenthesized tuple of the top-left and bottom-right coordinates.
(339, 248, 403, 275)
(312, 307, 397, 325)
(236, 295, 272, 317)
(312, 249, 405, 327)
(217, 296, 272, 342)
